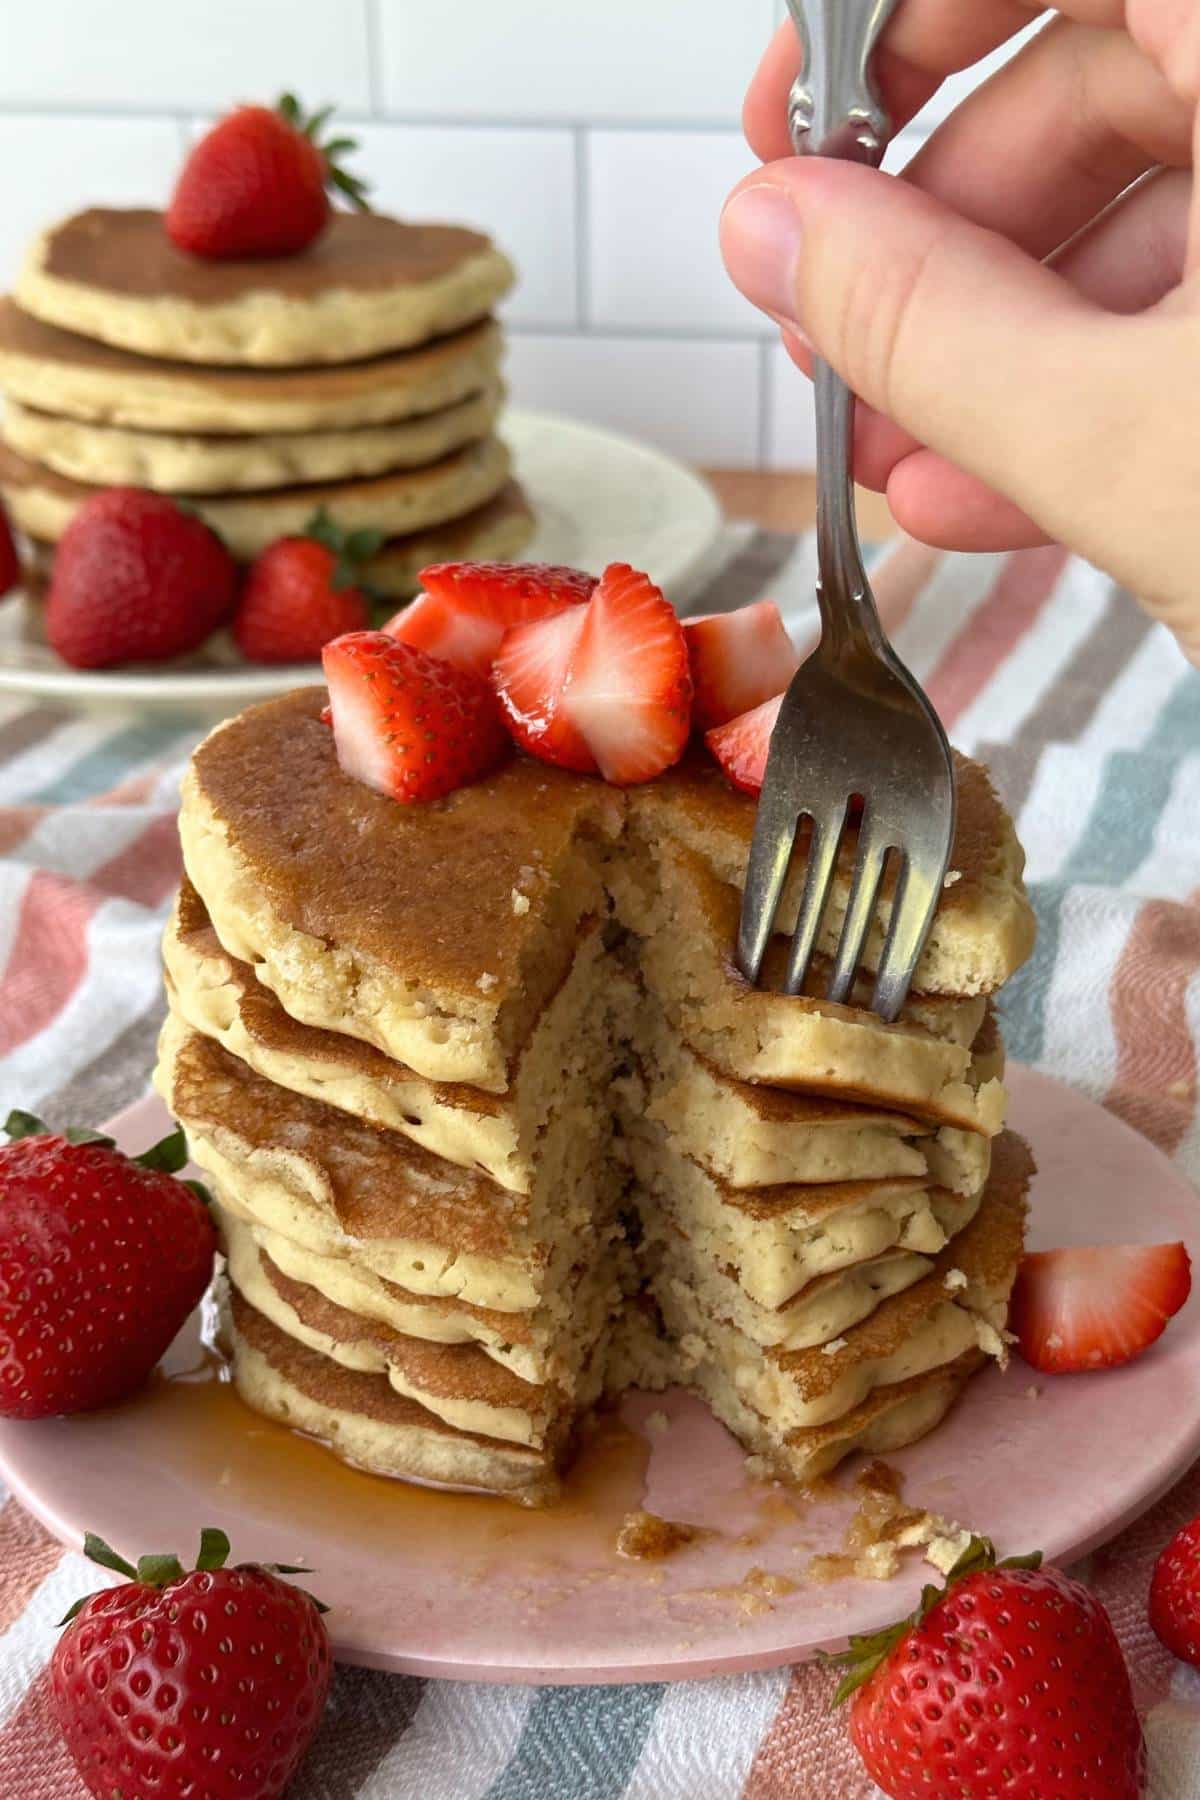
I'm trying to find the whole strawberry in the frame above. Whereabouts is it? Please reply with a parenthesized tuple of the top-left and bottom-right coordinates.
(0, 1111, 215, 1416)
(830, 1537, 1144, 1800)
(52, 1528, 332, 1800)
(1150, 1514, 1200, 1668)
(323, 629, 509, 804)
(235, 509, 384, 663)
(167, 94, 369, 259)
(46, 488, 237, 668)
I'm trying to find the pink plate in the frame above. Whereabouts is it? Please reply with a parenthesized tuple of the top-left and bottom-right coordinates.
(2, 1065, 1198, 1684)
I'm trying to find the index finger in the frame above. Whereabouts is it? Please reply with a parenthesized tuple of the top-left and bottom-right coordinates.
(743, 1, 1123, 161)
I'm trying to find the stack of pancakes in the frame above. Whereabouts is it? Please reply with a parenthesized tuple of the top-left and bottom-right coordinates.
(157, 690, 1037, 1504)
(0, 208, 532, 601)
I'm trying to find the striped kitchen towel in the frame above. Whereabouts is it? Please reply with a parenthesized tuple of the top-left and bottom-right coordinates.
(0, 529, 1197, 1799)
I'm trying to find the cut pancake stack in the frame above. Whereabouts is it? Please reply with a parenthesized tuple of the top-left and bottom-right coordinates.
(157, 690, 1037, 1503)
(0, 208, 532, 600)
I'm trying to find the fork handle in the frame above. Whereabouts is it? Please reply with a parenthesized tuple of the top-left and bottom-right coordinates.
(785, 0, 900, 657)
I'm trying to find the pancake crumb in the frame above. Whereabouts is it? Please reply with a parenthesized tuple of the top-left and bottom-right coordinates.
(821, 1337, 848, 1356)
(511, 889, 530, 916)
(616, 1510, 706, 1561)
(943, 1267, 968, 1291)
(476, 971, 497, 993)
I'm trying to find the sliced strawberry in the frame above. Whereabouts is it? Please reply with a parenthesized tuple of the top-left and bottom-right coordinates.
(704, 691, 782, 796)
(388, 561, 597, 680)
(1010, 1241, 1192, 1374)
(683, 600, 798, 732)
(560, 563, 692, 785)
(322, 630, 507, 805)
(383, 591, 502, 681)
(419, 559, 597, 615)
(492, 604, 594, 771)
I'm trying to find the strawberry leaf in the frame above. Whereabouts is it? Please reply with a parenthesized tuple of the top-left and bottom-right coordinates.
(133, 1124, 189, 1175)
(135, 1554, 186, 1588)
(345, 527, 388, 563)
(83, 1533, 137, 1580)
(57, 1592, 103, 1627)
(274, 94, 371, 211)
(196, 1527, 231, 1572)
(184, 1177, 214, 1208)
(305, 507, 384, 593)
(4, 1109, 50, 1141)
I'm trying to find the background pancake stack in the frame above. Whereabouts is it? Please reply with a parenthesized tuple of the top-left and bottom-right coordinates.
(0, 206, 533, 606)
(157, 691, 1038, 1508)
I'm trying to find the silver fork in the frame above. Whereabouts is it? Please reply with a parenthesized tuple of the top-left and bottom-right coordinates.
(736, 0, 956, 1024)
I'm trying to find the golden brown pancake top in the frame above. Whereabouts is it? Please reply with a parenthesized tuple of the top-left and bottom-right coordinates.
(191, 689, 622, 1006)
(40, 209, 492, 303)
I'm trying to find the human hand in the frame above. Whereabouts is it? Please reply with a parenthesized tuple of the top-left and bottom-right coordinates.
(719, 1, 1200, 663)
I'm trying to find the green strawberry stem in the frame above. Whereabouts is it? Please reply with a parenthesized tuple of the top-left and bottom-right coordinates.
(304, 506, 391, 609)
(819, 1536, 1044, 1705)
(277, 93, 370, 211)
(58, 1529, 328, 1626)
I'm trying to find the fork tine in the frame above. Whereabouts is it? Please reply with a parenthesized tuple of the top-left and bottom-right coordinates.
(737, 785, 800, 983)
(784, 806, 847, 995)
(826, 817, 889, 1006)
(871, 849, 940, 1022)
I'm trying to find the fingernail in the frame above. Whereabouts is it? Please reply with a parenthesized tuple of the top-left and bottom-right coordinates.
(720, 184, 804, 322)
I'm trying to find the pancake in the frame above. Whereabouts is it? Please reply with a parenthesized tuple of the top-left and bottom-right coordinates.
(180, 691, 624, 1090)
(653, 1133, 1029, 1433)
(696, 1348, 988, 1488)
(16, 209, 515, 365)
(223, 1221, 623, 1449)
(0, 434, 512, 560)
(156, 1011, 624, 1317)
(0, 299, 504, 431)
(649, 1225, 935, 1353)
(221, 1206, 595, 1386)
(626, 1106, 982, 1311)
(163, 879, 607, 1194)
(633, 752, 1034, 997)
(611, 836, 1001, 1131)
(1, 381, 503, 494)
(178, 694, 1017, 1112)
(226, 1285, 568, 1504)
(628, 972, 998, 1194)
(363, 481, 535, 599)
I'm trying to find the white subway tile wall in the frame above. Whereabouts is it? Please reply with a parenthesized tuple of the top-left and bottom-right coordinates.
(0, 0, 1034, 468)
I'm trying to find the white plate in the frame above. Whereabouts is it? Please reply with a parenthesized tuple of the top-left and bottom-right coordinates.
(2, 1067, 1198, 1684)
(0, 409, 723, 715)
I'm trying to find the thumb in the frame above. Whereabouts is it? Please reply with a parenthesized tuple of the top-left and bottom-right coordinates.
(719, 161, 1124, 540)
